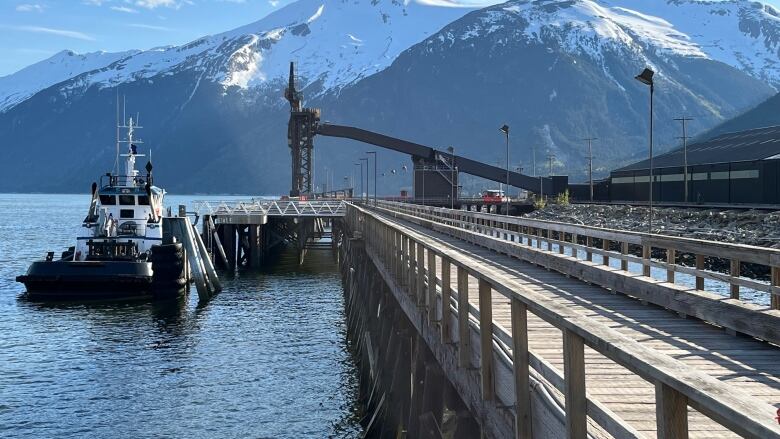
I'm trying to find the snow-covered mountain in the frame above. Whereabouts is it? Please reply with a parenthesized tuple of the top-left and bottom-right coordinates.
(0, 0, 475, 114)
(1, 0, 780, 194)
(0, 49, 138, 112)
(321, 0, 775, 184)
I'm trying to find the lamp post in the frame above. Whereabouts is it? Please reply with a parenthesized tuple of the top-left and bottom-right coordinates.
(584, 137, 597, 201)
(635, 67, 655, 233)
(355, 162, 364, 202)
(359, 157, 368, 203)
(499, 124, 510, 215)
(447, 146, 456, 210)
(367, 151, 377, 206)
(674, 116, 693, 203)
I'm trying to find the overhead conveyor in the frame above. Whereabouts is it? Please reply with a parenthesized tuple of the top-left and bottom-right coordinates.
(286, 62, 568, 199)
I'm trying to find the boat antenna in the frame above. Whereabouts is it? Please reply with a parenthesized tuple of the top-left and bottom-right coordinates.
(114, 89, 120, 174)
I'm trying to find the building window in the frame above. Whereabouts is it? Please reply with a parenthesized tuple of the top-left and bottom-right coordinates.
(137, 195, 150, 205)
(119, 195, 135, 205)
(120, 209, 134, 219)
(99, 195, 116, 205)
(611, 176, 634, 184)
(710, 171, 730, 180)
(659, 174, 684, 182)
(691, 173, 708, 181)
(730, 170, 759, 179)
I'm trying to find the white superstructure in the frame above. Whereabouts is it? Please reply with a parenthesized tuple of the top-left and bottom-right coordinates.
(74, 117, 165, 261)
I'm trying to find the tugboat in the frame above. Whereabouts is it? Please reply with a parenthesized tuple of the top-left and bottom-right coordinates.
(17, 116, 188, 300)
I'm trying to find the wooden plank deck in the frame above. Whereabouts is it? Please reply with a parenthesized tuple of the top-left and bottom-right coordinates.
(381, 211, 780, 438)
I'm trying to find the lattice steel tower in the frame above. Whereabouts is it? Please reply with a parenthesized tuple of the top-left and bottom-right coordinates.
(285, 62, 320, 197)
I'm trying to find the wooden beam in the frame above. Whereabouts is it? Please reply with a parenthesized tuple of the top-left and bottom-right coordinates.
(511, 298, 532, 439)
(655, 381, 689, 439)
(563, 329, 587, 439)
(642, 244, 651, 277)
(730, 259, 740, 300)
(478, 278, 494, 401)
(457, 266, 471, 368)
(667, 248, 676, 283)
(428, 249, 437, 324)
(441, 258, 452, 342)
(695, 254, 705, 290)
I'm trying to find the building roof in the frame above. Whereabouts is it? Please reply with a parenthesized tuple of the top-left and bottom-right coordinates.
(614, 125, 780, 172)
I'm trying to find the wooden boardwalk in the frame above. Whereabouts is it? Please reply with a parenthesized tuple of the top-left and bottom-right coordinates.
(373, 207, 780, 438)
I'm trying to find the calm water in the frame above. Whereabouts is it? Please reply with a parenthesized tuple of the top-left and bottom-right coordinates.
(0, 194, 363, 438)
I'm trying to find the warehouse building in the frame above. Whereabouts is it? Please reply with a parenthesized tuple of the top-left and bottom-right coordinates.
(607, 125, 780, 205)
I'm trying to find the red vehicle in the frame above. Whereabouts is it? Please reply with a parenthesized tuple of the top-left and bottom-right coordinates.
(482, 189, 509, 203)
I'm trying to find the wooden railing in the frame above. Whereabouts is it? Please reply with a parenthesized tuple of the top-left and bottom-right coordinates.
(375, 200, 780, 307)
(347, 203, 780, 439)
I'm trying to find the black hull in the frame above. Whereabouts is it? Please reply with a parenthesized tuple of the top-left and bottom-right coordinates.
(16, 260, 182, 301)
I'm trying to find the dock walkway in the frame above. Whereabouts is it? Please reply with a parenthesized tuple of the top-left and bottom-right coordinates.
(350, 201, 780, 438)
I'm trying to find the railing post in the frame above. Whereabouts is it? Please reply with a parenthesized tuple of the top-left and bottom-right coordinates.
(730, 259, 740, 300)
(511, 298, 532, 439)
(773, 266, 780, 310)
(655, 382, 688, 439)
(417, 242, 426, 306)
(401, 235, 409, 287)
(428, 249, 437, 324)
(478, 278, 494, 401)
(442, 258, 452, 342)
(537, 229, 542, 250)
(408, 239, 416, 294)
(667, 248, 676, 283)
(586, 236, 593, 262)
(563, 329, 587, 439)
(602, 239, 610, 266)
(695, 255, 705, 290)
(559, 232, 565, 255)
(621, 241, 628, 271)
(572, 233, 578, 259)
(642, 245, 651, 277)
(458, 267, 471, 368)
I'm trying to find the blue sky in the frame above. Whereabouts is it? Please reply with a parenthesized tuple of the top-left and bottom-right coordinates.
(2, 0, 780, 77)
(0, 0, 300, 76)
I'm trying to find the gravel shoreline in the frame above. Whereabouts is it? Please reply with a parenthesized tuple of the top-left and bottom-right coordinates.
(526, 204, 780, 249)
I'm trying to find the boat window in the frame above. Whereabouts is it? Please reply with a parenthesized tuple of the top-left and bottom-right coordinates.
(120, 209, 134, 219)
(137, 195, 150, 205)
(99, 195, 116, 205)
(119, 195, 136, 205)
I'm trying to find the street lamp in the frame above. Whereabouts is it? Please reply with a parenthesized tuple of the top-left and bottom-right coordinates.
(359, 157, 369, 203)
(447, 146, 455, 210)
(635, 67, 655, 233)
(366, 151, 377, 206)
(499, 124, 510, 216)
(355, 162, 364, 202)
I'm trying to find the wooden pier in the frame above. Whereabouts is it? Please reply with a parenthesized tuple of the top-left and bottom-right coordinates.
(195, 199, 346, 267)
(340, 200, 780, 438)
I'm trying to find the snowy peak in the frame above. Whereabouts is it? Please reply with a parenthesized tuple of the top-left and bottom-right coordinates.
(0, 49, 138, 111)
(0, 0, 476, 113)
(443, 0, 780, 84)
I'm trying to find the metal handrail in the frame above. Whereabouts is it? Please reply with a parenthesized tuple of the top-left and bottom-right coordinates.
(193, 199, 349, 217)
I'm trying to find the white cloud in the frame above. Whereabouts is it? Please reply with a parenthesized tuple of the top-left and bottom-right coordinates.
(268, 0, 278, 6)
(135, 0, 179, 9)
(111, 5, 139, 13)
(128, 23, 172, 31)
(4, 25, 95, 41)
(15, 3, 45, 12)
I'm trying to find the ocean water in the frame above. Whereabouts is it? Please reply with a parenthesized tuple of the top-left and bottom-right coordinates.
(0, 194, 363, 438)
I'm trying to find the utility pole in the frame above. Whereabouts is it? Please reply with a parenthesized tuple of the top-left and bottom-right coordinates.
(500, 124, 510, 216)
(584, 138, 597, 201)
(547, 153, 556, 176)
(674, 116, 693, 203)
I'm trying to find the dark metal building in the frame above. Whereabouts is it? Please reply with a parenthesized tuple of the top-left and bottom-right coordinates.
(607, 125, 780, 205)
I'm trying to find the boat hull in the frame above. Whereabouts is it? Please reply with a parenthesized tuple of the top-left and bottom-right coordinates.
(16, 260, 180, 300)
